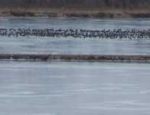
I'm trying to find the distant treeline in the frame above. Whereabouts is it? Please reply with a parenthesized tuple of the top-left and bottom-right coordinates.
(0, 0, 149, 9)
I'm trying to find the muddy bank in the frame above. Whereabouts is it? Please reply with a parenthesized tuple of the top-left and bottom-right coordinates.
(0, 54, 150, 63)
(1, 9, 150, 18)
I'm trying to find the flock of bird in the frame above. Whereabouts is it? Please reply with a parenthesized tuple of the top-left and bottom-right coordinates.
(0, 28, 150, 39)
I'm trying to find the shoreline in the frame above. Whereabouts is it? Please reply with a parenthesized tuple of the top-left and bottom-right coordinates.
(0, 54, 150, 63)
(0, 8, 150, 18)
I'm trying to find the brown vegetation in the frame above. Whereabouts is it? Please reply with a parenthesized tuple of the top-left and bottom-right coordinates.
(0, 0, 150, 9)
(0, 0, 150, 18)
(0, 54, 150, 63)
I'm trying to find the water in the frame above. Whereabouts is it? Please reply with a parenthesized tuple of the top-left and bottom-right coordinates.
(1, 17, 150, 115)
(0, 61, 150, 115)
(0, 17, 150, 55)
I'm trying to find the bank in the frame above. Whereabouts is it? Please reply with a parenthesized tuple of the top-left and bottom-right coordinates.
(0, 8, 150, 18)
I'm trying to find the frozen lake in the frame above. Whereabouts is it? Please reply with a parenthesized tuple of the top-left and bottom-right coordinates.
(0, 61, 150, 115)
(0, 17, 150, 55)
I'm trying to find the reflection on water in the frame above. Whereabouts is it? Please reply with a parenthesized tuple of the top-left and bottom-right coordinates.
(0, 61, 150, 115)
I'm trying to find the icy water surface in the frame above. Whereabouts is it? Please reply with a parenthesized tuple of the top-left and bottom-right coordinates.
(0, 17, 150, 55)
(0, 61, 150, 115)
